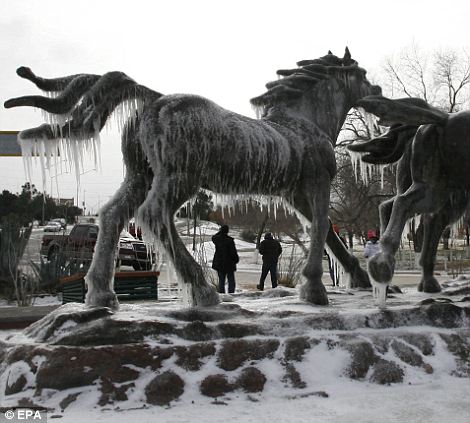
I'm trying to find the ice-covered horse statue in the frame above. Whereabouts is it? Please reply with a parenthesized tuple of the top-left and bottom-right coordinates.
(5, 48, 380, 308)
(349, 95, 470, 294)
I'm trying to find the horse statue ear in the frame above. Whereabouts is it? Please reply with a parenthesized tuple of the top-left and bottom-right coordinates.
(343, 47, 351, 61)
(328, 50, 333, 55)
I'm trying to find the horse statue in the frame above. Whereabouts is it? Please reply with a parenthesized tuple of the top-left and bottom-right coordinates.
(5, 48, 380, 308)
(348, 95, 470, 293)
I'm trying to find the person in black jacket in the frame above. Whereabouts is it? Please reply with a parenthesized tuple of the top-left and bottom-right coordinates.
(257, 232, 282, 291)
(211, 225, 239, 293)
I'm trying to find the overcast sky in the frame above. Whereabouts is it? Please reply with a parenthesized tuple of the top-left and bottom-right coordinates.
(1, 0, 469, 214)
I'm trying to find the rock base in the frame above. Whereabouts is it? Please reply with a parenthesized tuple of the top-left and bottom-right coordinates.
(1, 288, 469, 410)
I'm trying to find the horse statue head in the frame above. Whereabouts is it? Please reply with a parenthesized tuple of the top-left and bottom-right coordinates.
(251, 48, 381, 141)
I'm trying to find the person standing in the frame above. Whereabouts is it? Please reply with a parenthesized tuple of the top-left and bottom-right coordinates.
(257, 232, 282, 290)
(212, 225, 239, 294)
(364, 230, 381, 259)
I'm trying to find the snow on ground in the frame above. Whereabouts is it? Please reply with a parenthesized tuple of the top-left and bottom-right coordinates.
(53, 377, 470, 423)
(2, 289, 470, 422)
(0, 295, 61, 308)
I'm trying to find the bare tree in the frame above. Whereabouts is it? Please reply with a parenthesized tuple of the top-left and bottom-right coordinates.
(384, 44, 470, 113)
(380, 44, 470, 247)
(433, 49, 470, 112)
(329, 146, 395, 246)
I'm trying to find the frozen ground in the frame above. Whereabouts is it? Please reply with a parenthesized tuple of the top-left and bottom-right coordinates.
(46, 378, 470, 423)
(1, 285, 469, 423)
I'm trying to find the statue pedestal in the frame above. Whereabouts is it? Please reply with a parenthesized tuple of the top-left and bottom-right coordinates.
(1, 287, 469, 410)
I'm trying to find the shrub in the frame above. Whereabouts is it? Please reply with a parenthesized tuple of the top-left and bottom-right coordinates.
(240, 229, 257, 243)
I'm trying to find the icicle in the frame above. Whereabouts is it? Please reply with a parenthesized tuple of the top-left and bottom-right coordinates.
(357, 107, 379, 137)
(450, 216, 465, 240)
(402, 215, 422, 244)
(347, 148, 388, 187)
(324, 244, 349, 288)
(370, 277, 388, 307)
(252, 104, 264, 119)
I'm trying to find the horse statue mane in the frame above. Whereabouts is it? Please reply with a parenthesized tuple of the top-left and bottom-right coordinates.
(251, 49, 358, 110)
(5, 49, 380, 309)
(348, 94, 470, 299)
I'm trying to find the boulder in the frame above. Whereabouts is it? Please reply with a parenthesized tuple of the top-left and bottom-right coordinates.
(218, 339, 280, 371)
(283, 336, 313, 362)
(343, 340, 379, 379)
(236, 367, 266, 393)
(178, 320, 215, 341)
(99, 378, 134, 406)
(439, 333, 470, 377)
(391, 340, 424, 367)
(399, 334, 434, 356)
(200, 374, 235, 397)
(174, 342, 216, 371)
(145, 371, 184, 406)
(5, 374, 27, 395)
(35, 346, 145, 390)
(370, 359, 404, 384)
(282, 364, 306, 389)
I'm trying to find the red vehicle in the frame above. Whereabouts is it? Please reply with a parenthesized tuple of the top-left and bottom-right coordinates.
(41, 223, 153, 270)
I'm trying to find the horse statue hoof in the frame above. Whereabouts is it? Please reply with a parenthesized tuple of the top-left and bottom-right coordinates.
(299, 283, 329, 306)
(368, 253, 394, 284)
(85, 290, 119, 310)
(418, 277, 442, 293)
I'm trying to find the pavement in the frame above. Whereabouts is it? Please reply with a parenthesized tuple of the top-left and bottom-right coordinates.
(0, 306, 59, 330)
(0, 271, 451, 330)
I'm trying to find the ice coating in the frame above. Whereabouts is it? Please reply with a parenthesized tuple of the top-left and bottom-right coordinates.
(325, 244, 350, 289)
(208, 193, 311, 234)
(19, 96, 143, 190)
(370, 277, 388, 307)
(348, 148, 388, 188)
(6, 50, 380, 309)
(19, 131, 101, 189)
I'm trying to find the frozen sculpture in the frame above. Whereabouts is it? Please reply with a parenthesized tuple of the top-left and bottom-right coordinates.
(5, 49, 380, 308)
(349, 95, 470, 293)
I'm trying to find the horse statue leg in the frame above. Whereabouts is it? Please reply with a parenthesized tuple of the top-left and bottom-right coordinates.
(85, 123, 150, 308)
(137, 174, 219, 307)
(85, 177, 147, 309)
(418, 212, 449, 293)
(325, 226, 370, 288)
(293, 175, 330, 305)
(368, 180, 431, 284)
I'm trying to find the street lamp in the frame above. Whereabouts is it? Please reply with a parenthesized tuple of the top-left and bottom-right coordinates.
(76, 168, 96, 208)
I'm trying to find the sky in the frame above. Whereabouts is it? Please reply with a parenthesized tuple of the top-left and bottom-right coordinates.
(0, 0, 469, 214)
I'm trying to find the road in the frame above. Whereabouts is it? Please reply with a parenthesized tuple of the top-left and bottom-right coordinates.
(23, 227, 451, 292)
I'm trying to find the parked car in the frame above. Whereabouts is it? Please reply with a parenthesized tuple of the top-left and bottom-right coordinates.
(41, 223, 154, 270)
(43, 221, 62, 232)
(51, 218, 67, 229)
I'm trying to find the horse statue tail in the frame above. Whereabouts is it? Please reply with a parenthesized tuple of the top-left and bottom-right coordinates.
(5, 67, 163, 142)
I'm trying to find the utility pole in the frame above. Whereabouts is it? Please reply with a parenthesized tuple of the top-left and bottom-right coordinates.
(42, 194, 45, 225)
(192, 197, 198, 252)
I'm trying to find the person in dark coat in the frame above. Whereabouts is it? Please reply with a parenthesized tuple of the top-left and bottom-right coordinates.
(211, 224, 239, 293)
(257, 232, 282, 290)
